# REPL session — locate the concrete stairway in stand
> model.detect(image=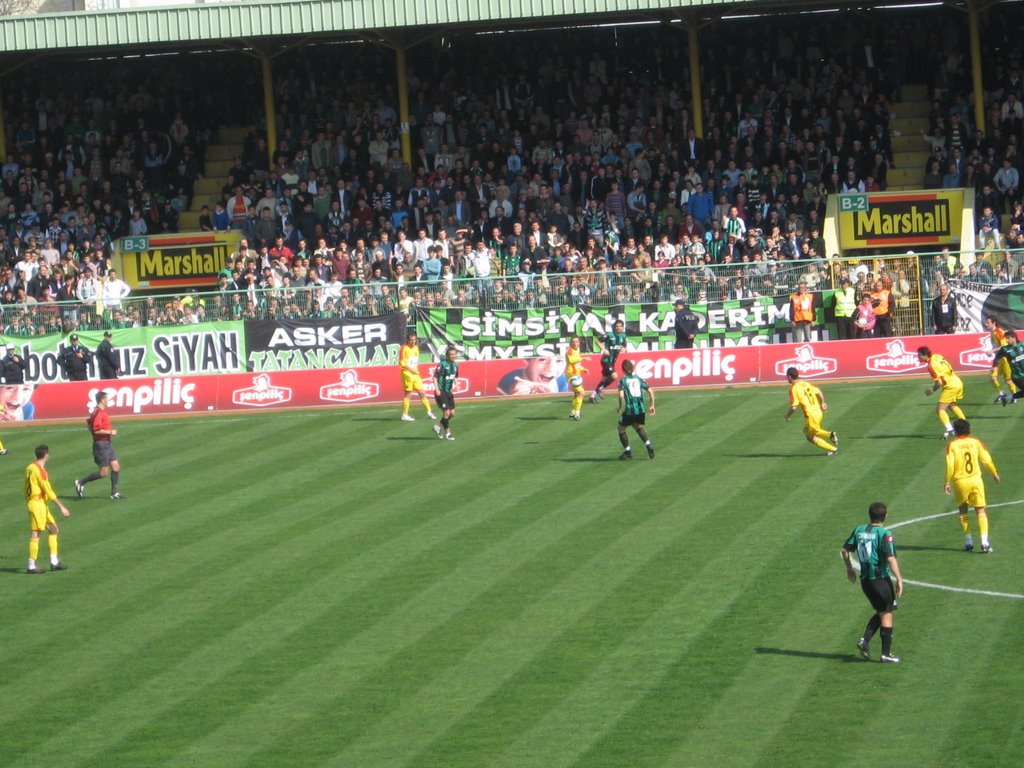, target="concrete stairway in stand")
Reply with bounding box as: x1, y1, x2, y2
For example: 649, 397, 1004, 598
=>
886, 84, 931, 191
178, 126, 248, 231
